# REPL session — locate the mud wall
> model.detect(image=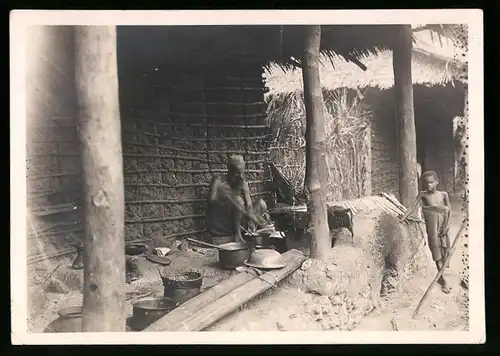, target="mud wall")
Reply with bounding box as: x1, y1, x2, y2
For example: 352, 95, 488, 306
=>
119, 63, 273, 242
